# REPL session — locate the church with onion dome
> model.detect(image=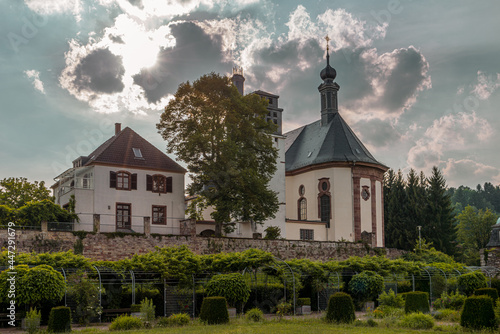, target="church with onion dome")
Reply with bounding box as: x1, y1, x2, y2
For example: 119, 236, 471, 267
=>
194, 38, 388, 246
